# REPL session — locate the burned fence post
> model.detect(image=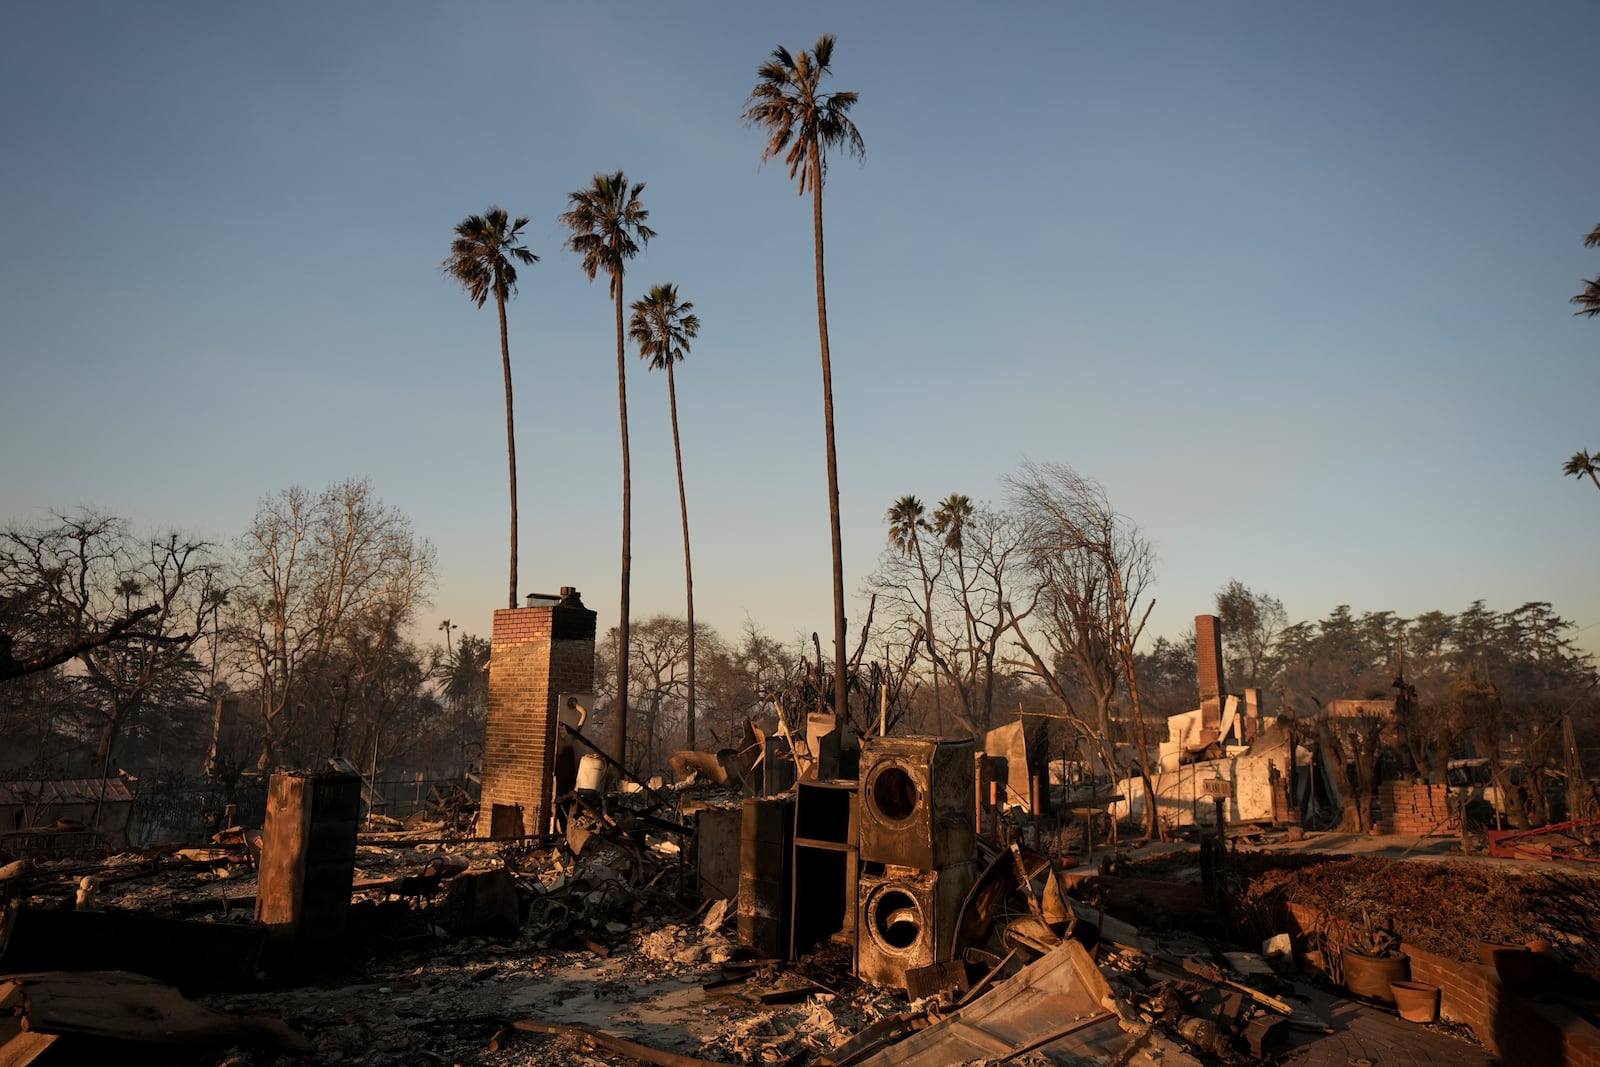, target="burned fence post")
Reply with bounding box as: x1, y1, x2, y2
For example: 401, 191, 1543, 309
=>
255, 770, 361, 972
